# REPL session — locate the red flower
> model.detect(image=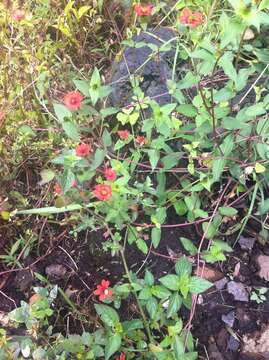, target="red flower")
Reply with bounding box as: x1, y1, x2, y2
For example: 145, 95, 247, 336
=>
118, 130, 130, 140
11, 9, 25, 21
179, 8, 203, 28
54, 181, 77, 195
75, 143, 91, 157
63, 91, 83, 111
93, 184, 112, 201
134, 3, 153, 16
54, 183, 62, 195
116, 354, 126, 360
94, 280, 113, 301
135, 136, 147, 146
104, 168, 117, 181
